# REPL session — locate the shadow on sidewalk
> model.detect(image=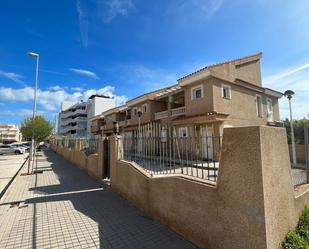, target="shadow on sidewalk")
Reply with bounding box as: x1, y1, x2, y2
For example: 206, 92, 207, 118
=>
24, 150, 196, 249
